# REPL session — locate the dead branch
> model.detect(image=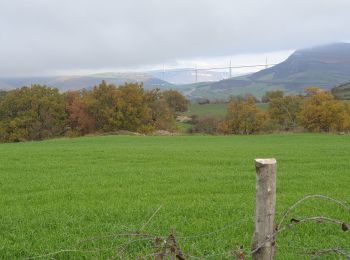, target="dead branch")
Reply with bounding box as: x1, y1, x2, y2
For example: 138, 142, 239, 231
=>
233, 245, 245, 260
